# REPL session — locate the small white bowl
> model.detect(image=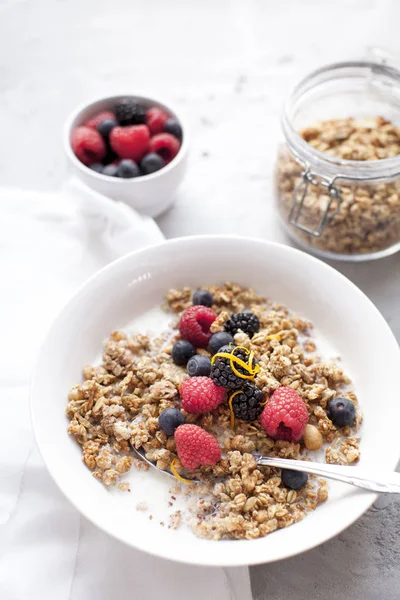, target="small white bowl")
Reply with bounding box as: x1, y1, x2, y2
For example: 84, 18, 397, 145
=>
63, 94, 189, 218
30, 236, 400, 566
